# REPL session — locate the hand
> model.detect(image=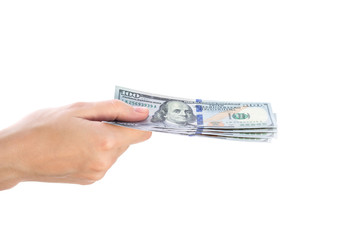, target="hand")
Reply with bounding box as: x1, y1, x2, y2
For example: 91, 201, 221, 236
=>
0, 100, 152, 190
